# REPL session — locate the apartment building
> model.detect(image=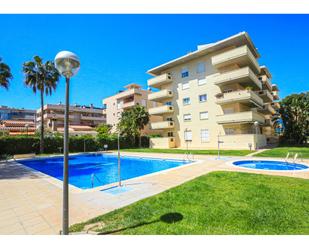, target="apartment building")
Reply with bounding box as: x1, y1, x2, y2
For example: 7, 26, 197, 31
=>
0, 106, 36, 135
36, 103, 106, 135
147, 32, 280, 150
103, 83, 161, 133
